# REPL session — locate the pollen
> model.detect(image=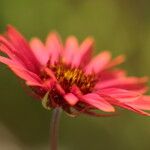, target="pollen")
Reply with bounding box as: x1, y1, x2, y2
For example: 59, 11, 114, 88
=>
51, 64, 96, 94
